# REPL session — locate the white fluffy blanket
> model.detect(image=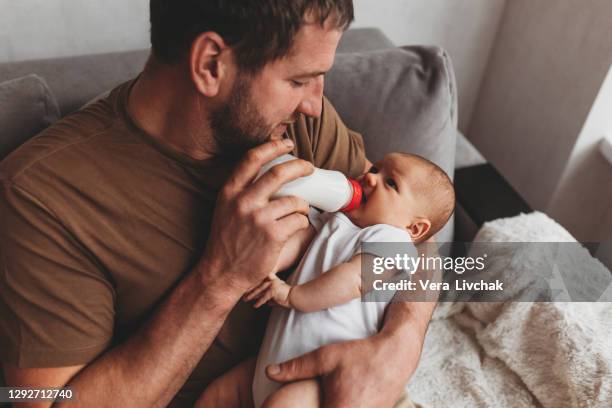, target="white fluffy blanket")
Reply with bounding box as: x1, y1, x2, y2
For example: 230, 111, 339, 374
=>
406, 212, 612, 408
